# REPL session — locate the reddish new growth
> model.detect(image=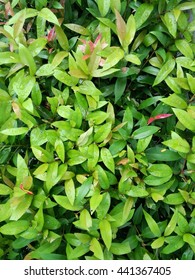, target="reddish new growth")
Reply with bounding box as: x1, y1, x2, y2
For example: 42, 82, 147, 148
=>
148, 114, 173, 125
78, 34, 108, 66
20, 184, 33, 195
